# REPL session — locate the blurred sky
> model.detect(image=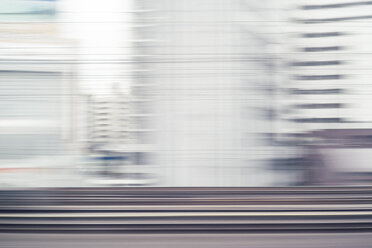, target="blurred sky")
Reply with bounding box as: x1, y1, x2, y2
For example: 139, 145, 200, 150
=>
59, 0, 133, 95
